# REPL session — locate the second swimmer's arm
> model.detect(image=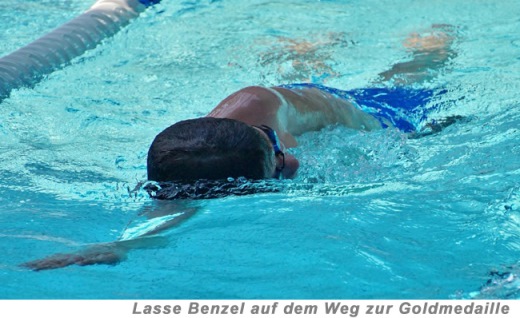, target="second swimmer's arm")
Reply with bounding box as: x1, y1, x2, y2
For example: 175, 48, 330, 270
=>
378, 25, 457, 84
